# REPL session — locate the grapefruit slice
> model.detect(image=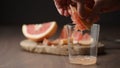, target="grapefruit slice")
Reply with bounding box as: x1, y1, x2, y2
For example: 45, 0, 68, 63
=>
72, 31, 83, 44
72, 31, 93, 45
22, 21, 57, 41
79, 33, 93, 45
59, 25, 68, 39
43, 38, 59, 46
69, 5, 93, 30
70, 5, 87, 30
